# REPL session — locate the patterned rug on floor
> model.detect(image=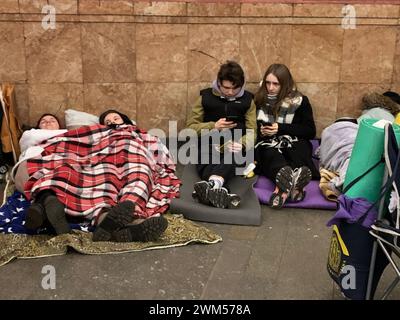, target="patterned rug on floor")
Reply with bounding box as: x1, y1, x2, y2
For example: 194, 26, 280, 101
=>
0, 213, 222, 267
0, 174, 222, 266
